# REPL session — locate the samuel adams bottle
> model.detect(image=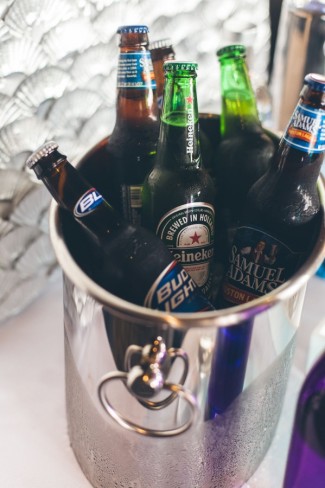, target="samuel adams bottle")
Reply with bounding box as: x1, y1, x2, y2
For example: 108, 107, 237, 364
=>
219, 73, 325, 307
283, 350, 325, 488
27, 142, 214, 313
97, 25, 159, 226
215, 44, 275, 243
142, 62, 216, 299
